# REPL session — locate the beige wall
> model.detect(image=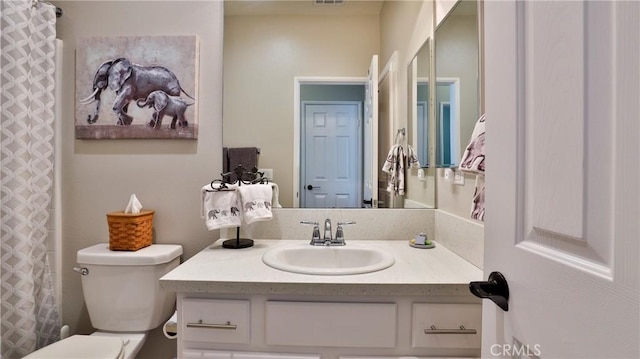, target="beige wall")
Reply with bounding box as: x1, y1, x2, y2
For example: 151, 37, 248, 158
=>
223, 14, 379, 207
53, 2, 223, 358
